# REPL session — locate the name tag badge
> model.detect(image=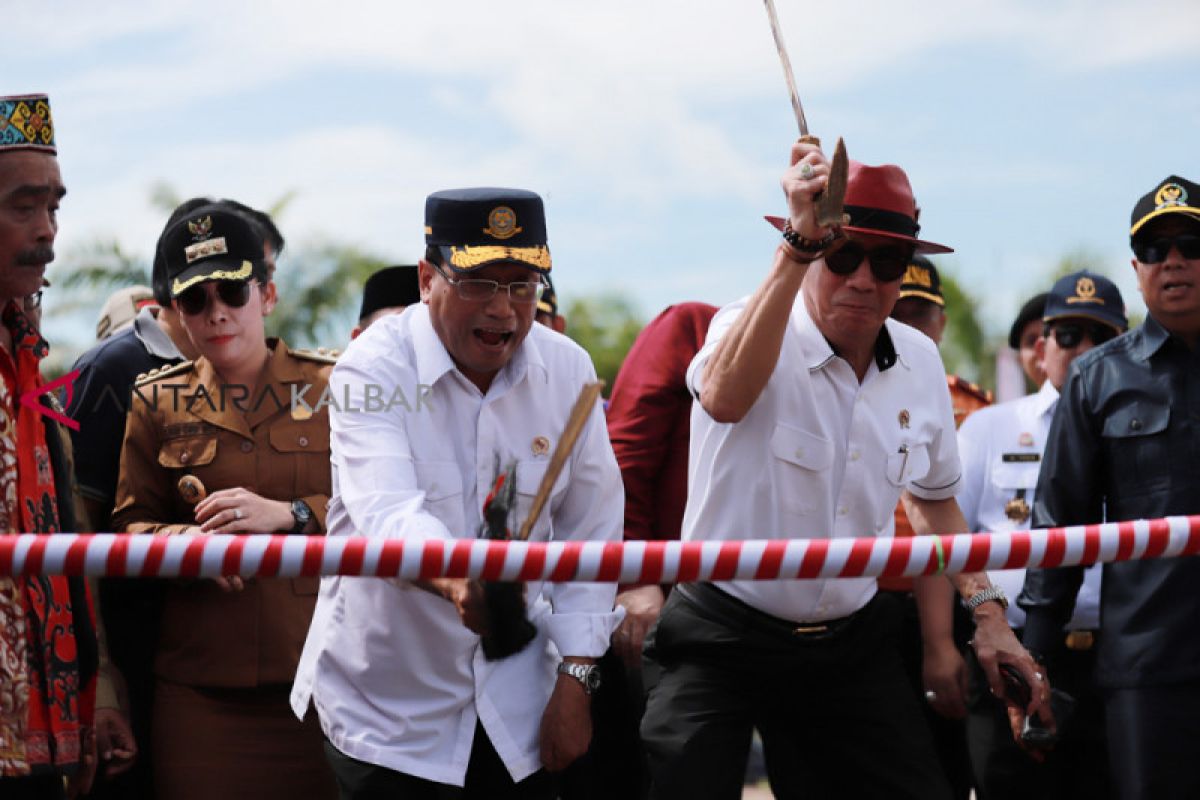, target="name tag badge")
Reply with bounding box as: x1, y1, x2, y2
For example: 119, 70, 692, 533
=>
1001, 453, 1040, 463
